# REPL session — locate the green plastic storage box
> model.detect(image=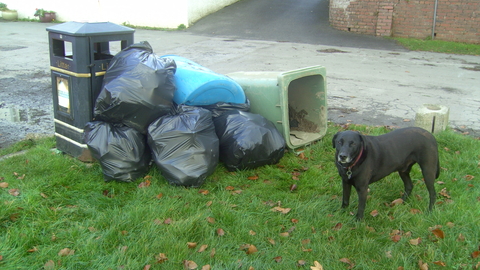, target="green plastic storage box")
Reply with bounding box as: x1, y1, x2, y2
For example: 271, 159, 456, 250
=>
227, 66, 327, 150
